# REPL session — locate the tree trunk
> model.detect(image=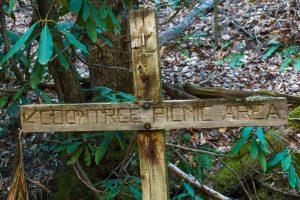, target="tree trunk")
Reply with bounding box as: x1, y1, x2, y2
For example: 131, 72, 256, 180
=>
87, 1, 136, 93
37, 0, 85, 103
37, 1, 101, 198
